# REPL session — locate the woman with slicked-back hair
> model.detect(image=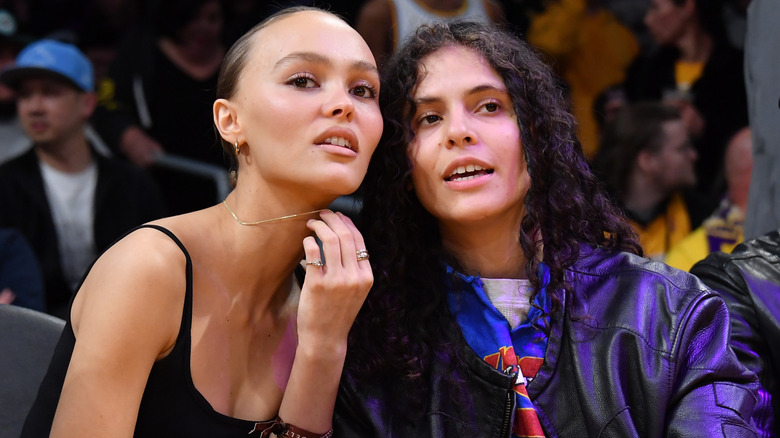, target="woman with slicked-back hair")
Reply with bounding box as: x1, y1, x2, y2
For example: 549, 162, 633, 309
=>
22, 7, 382, 437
